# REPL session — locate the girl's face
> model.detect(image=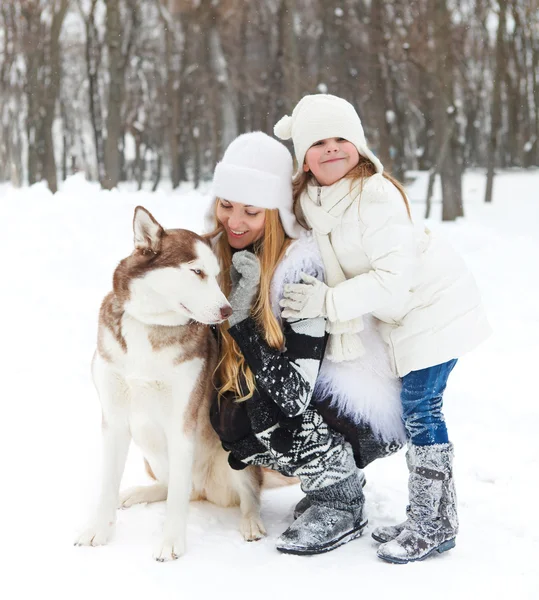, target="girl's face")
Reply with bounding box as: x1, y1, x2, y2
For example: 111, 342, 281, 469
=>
304, 137, 360, 185
216, 199, 266, 249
